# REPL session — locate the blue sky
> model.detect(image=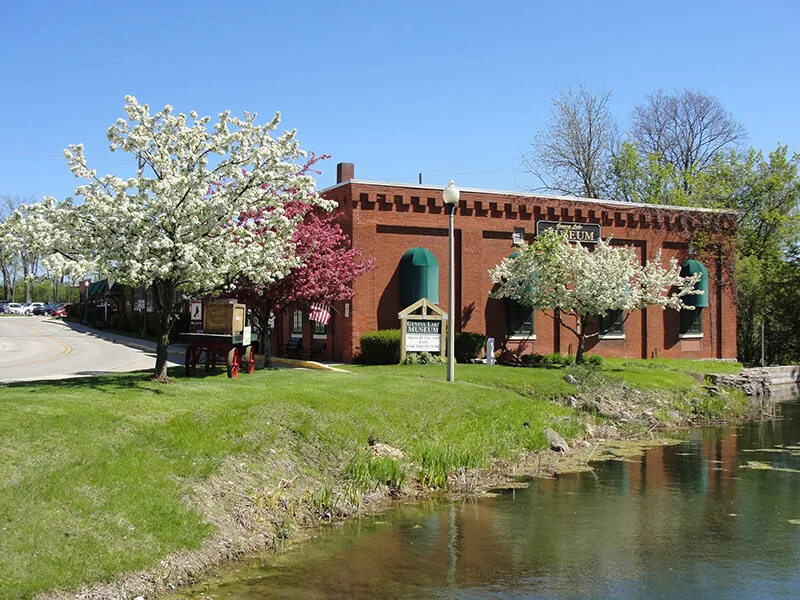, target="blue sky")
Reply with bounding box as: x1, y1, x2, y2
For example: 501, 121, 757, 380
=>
1, 0, 798, 202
